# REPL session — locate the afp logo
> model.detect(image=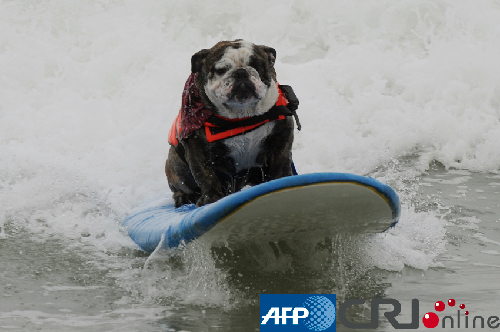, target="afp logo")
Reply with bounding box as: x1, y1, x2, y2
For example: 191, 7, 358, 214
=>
260, 294, 336, 331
